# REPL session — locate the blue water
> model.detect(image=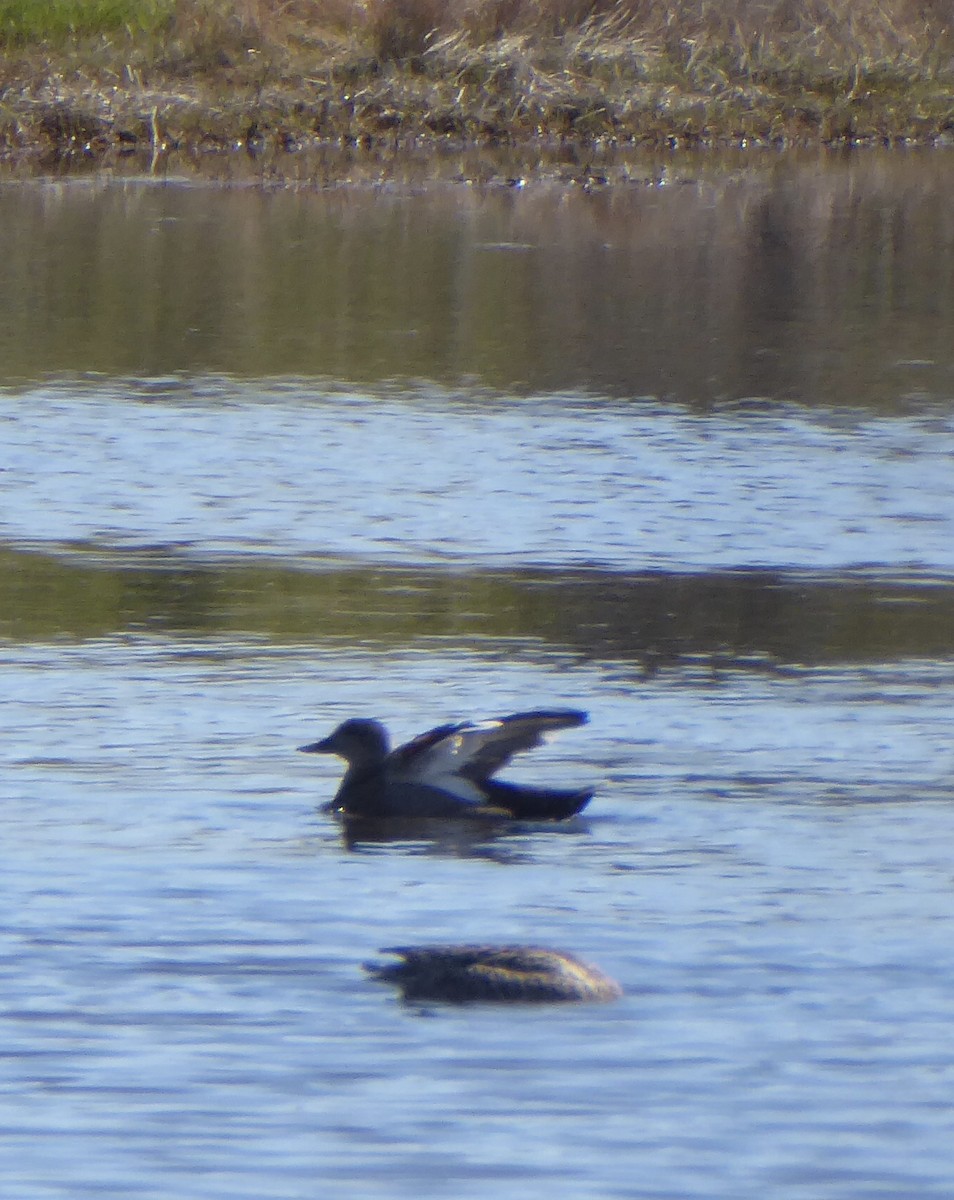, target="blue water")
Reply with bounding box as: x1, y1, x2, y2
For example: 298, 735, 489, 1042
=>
4, 638, 954, 1199
2, 382, 954, 573
3, 159, 954, 1199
